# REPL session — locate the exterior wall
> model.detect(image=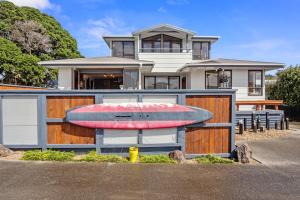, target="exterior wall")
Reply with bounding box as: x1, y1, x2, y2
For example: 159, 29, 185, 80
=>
138, 52, 192, 72
187, 68, 266, 110
58, 68, 72, 90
